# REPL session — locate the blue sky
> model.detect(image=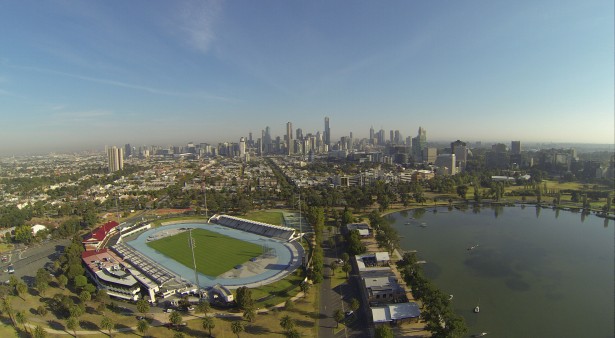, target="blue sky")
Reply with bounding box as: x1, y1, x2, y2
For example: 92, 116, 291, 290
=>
0, 0, 613, 154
